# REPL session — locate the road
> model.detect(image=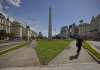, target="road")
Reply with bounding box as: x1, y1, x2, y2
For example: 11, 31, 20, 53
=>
0, 42, 23, 51
87, 41, 100, 53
